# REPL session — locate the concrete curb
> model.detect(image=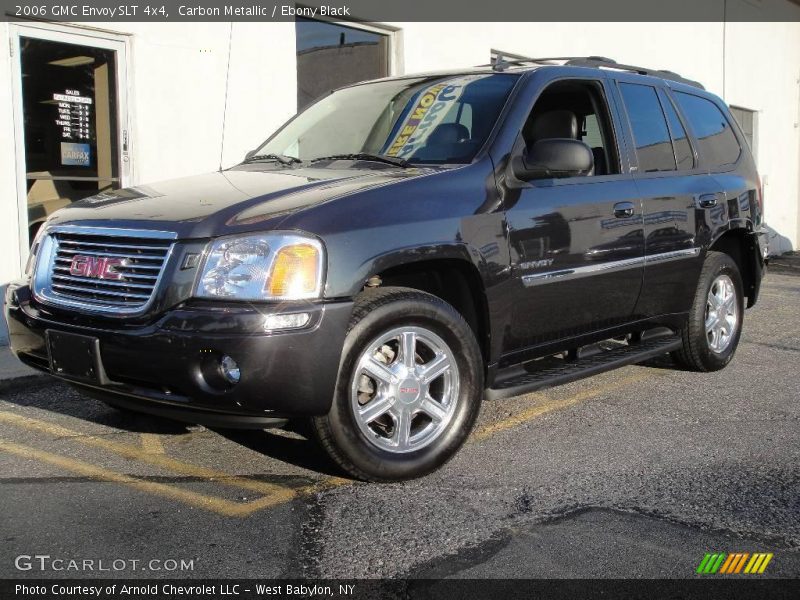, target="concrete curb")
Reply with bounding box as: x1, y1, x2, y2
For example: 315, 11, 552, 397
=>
0, 284, 8, 347
769, 252, 800, 277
